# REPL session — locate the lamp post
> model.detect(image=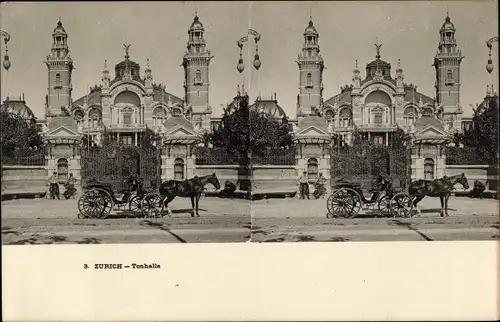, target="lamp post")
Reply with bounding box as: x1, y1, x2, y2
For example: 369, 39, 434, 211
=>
485, 37, 498, 74
236, 29, 262, 99
1, 29, 11, 71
